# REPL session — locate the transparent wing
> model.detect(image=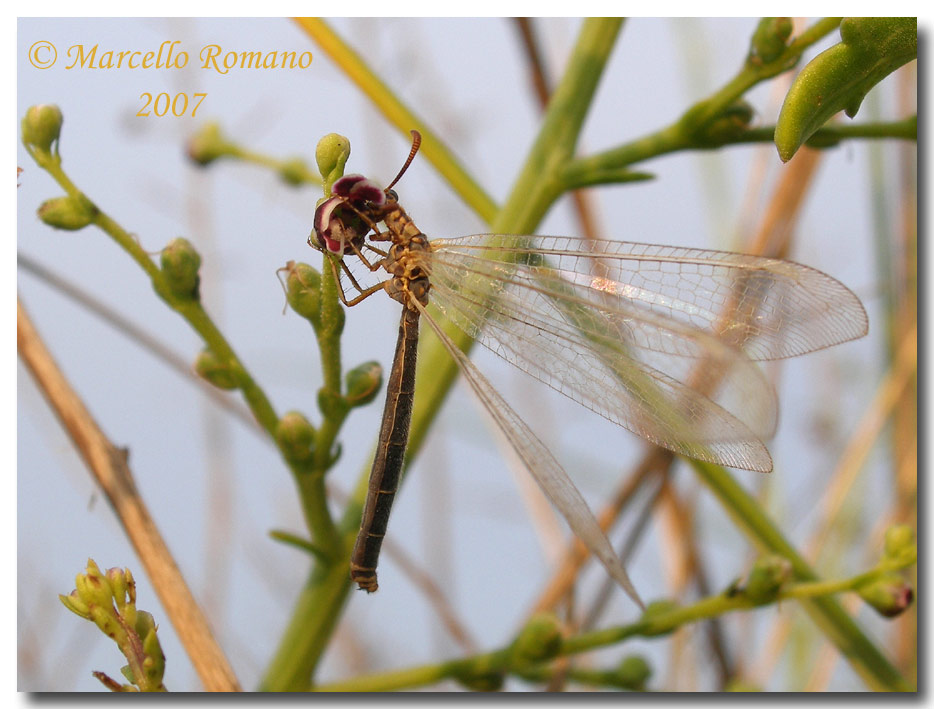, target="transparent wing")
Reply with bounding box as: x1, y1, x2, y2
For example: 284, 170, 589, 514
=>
431, 236, 868, 359
423, 236, 867, 472
414, 300, 644, 609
